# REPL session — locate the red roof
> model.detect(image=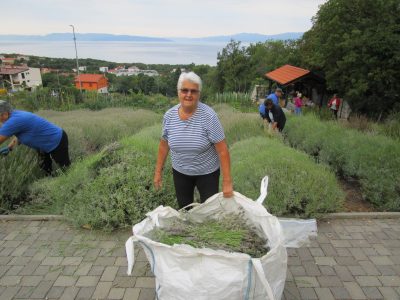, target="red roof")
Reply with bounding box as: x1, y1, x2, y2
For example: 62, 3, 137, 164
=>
265, 65, 310, 85
75, 74, 104, 83
0, 66, 29, 75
